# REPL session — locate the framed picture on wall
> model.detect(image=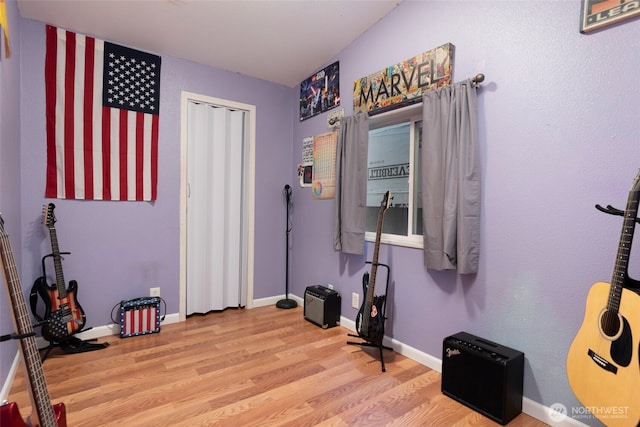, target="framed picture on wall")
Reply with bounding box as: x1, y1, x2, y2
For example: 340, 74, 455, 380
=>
299, 62, 340, 122
580, 0, 640, 33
